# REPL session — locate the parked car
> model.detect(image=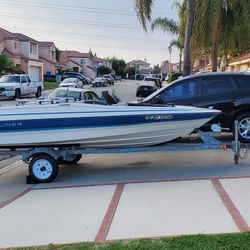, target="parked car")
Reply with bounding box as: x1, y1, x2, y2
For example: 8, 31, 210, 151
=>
140, 72, 250, 142
102, 74, 114, 85
61, 72, 91, 85
48, 87, 99, 103
136, 81, 157, 97
0, 74, 43, 99
92, 77, 108, 87
143, 76, 162, 88
59, 78, 83, 88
